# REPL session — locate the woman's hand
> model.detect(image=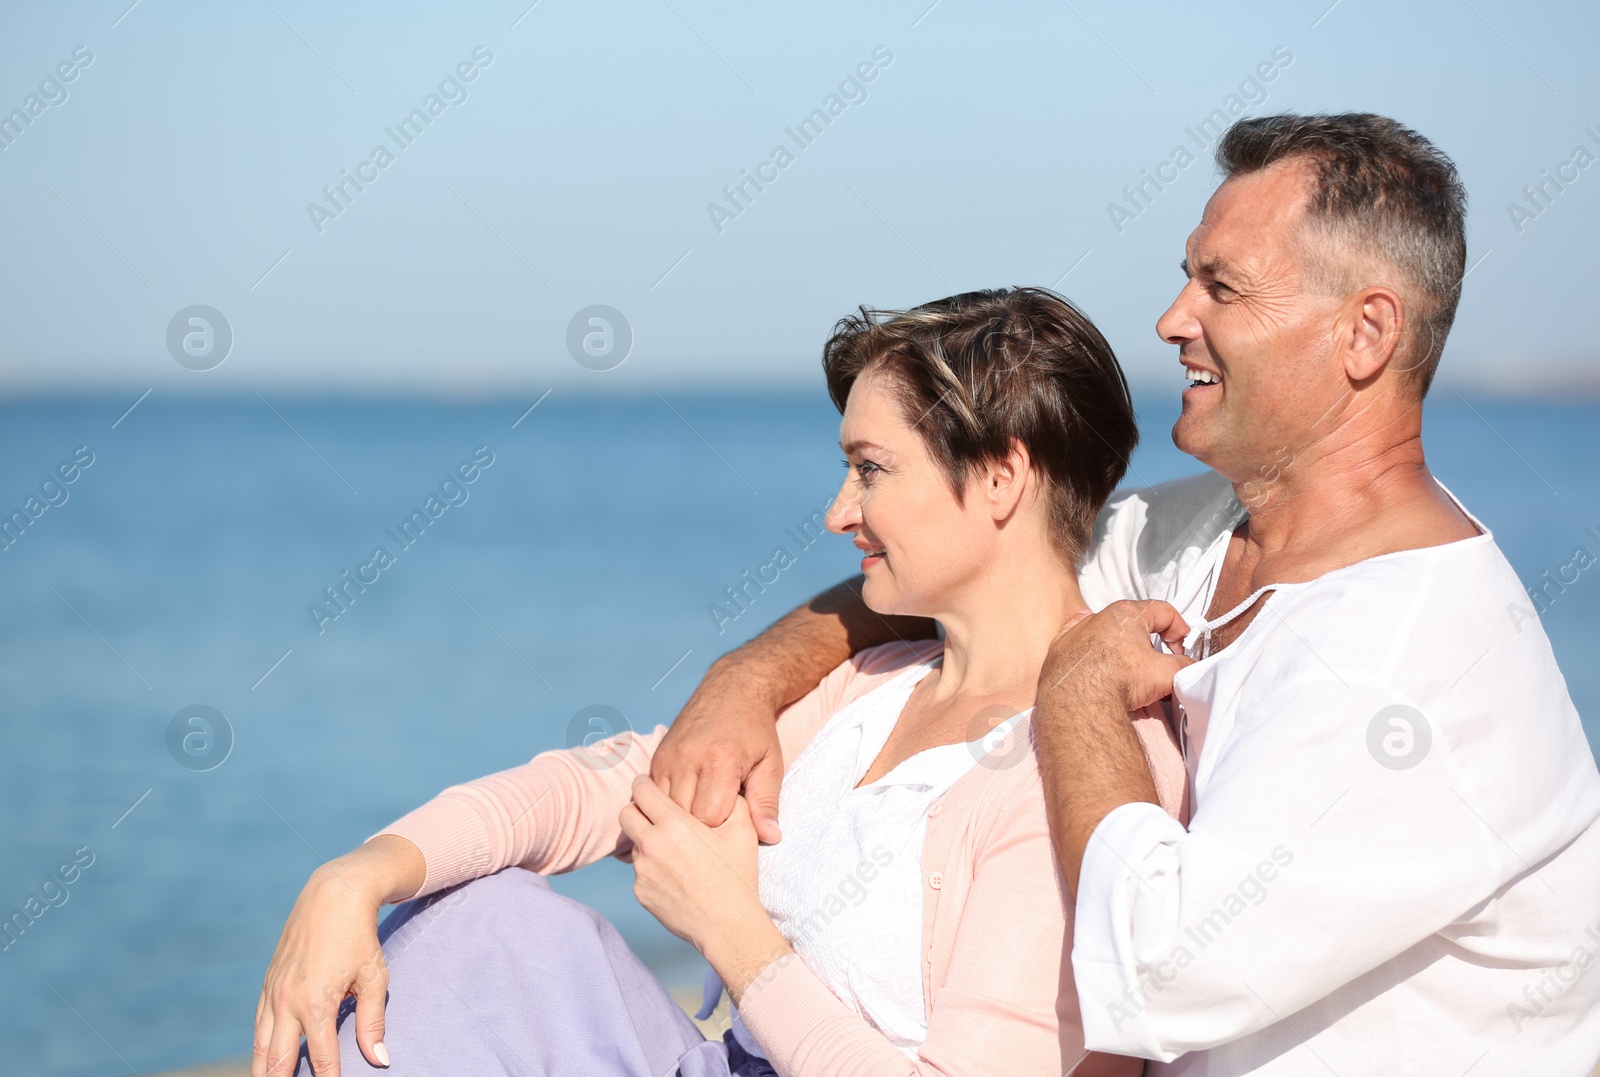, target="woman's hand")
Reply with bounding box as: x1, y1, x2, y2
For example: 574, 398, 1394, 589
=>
620, 776, 793, 1001
252, 836, 424, 1077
